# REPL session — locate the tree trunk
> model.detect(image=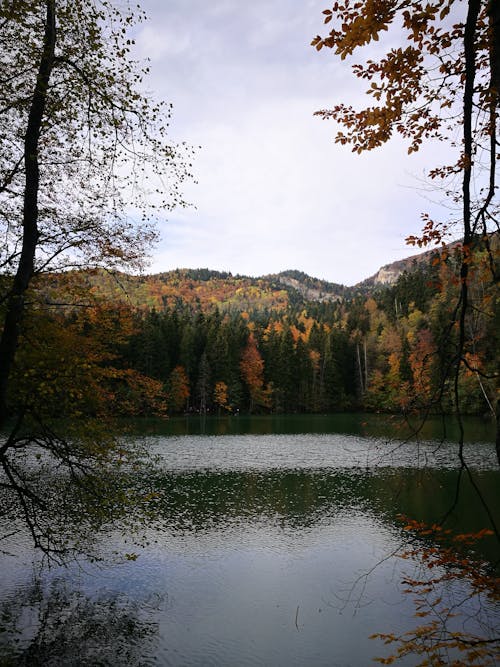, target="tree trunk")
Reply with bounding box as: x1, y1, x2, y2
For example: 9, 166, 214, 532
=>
0, 1, 56, 427
487, 0, 500, 464
488, 0, 500, 104
356, 343, 364, 395
364, 339, 368, 391
453, 0, 481, 460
